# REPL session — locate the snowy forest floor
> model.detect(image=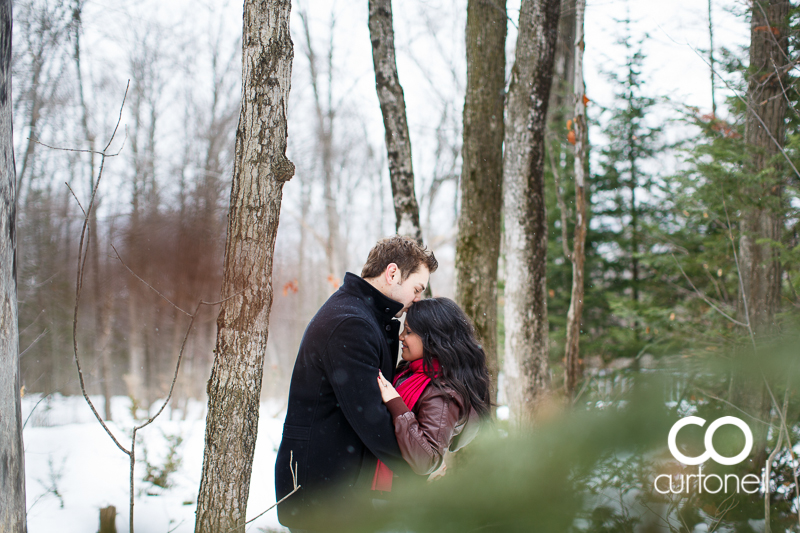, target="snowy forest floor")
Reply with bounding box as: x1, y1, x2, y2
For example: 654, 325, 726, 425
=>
23, 394, 289, 533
